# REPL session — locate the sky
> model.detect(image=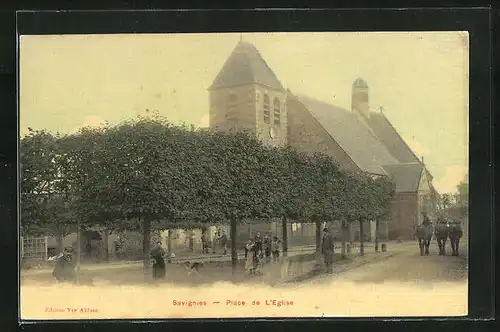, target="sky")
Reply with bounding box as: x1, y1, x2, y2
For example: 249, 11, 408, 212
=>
19, 32, 469, 194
